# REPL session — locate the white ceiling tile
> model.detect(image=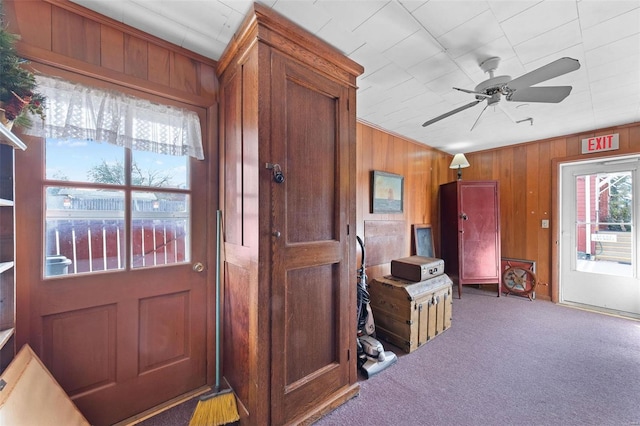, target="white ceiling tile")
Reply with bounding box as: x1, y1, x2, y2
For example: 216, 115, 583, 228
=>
382, 30, 443, 69
590, 73, 639, 97
487, 0, 541, 23
181, 26, 229, 59
151, 2, 236, 42
398, 0, 429, 13
425, 69, 478, 95
582, 8, 640, 51
487, 56, 527, 81
454, 37, 518, 81
513, 20, 582, 64
271, 1, 331, 33
361, 63, 412, 90
213, 9, 247, 45
122, 3, 187, 46
501, 1, 578, 45
412, 1, 490, 38
386, 78, 429, 101
316, 20, 366, 56
407, 52, 460, 85
437, 10, 505, 58
588, 55, 640, 82
577, 0, 640, 29
349, 44, 392, 78
315, 0, 387, 31
585, 34, 640, 66
218, 0, 255, 15
71, 0, 125, 21
401, 94, 442, 114
357, 86, 393, 106
352, 2, 421, 53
